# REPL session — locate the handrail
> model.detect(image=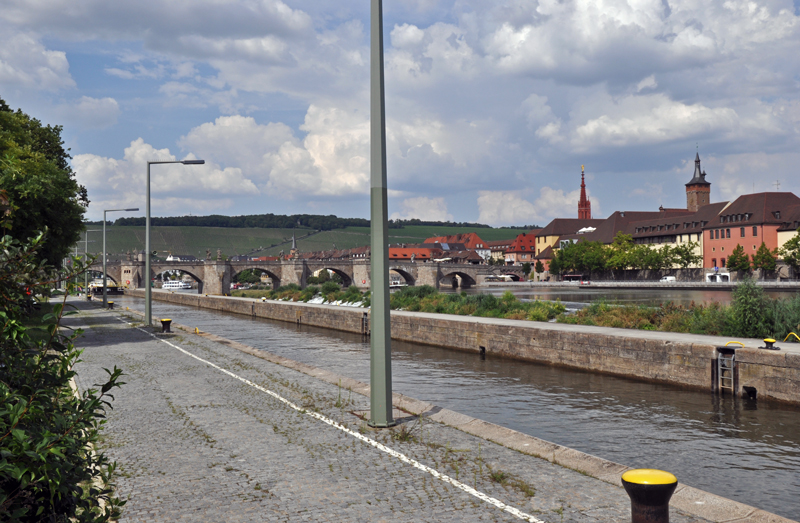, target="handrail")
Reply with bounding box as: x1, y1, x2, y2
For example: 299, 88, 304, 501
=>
725, 341, 744, 347
783, 332, 800, 342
